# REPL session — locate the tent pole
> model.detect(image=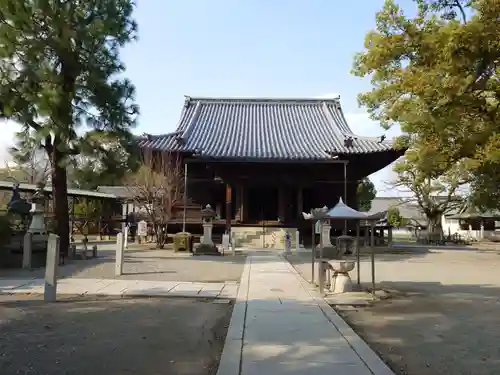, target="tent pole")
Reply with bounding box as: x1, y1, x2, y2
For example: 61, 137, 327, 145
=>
311, 221, 315, 284
370, 220, 375, 297
356, 221, 360, 286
